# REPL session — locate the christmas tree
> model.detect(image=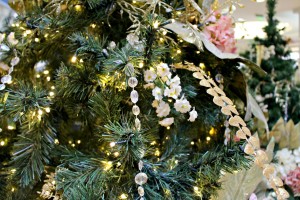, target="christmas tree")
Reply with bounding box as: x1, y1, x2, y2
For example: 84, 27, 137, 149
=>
243, 0, 300, 128
0, 0, 289, 199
